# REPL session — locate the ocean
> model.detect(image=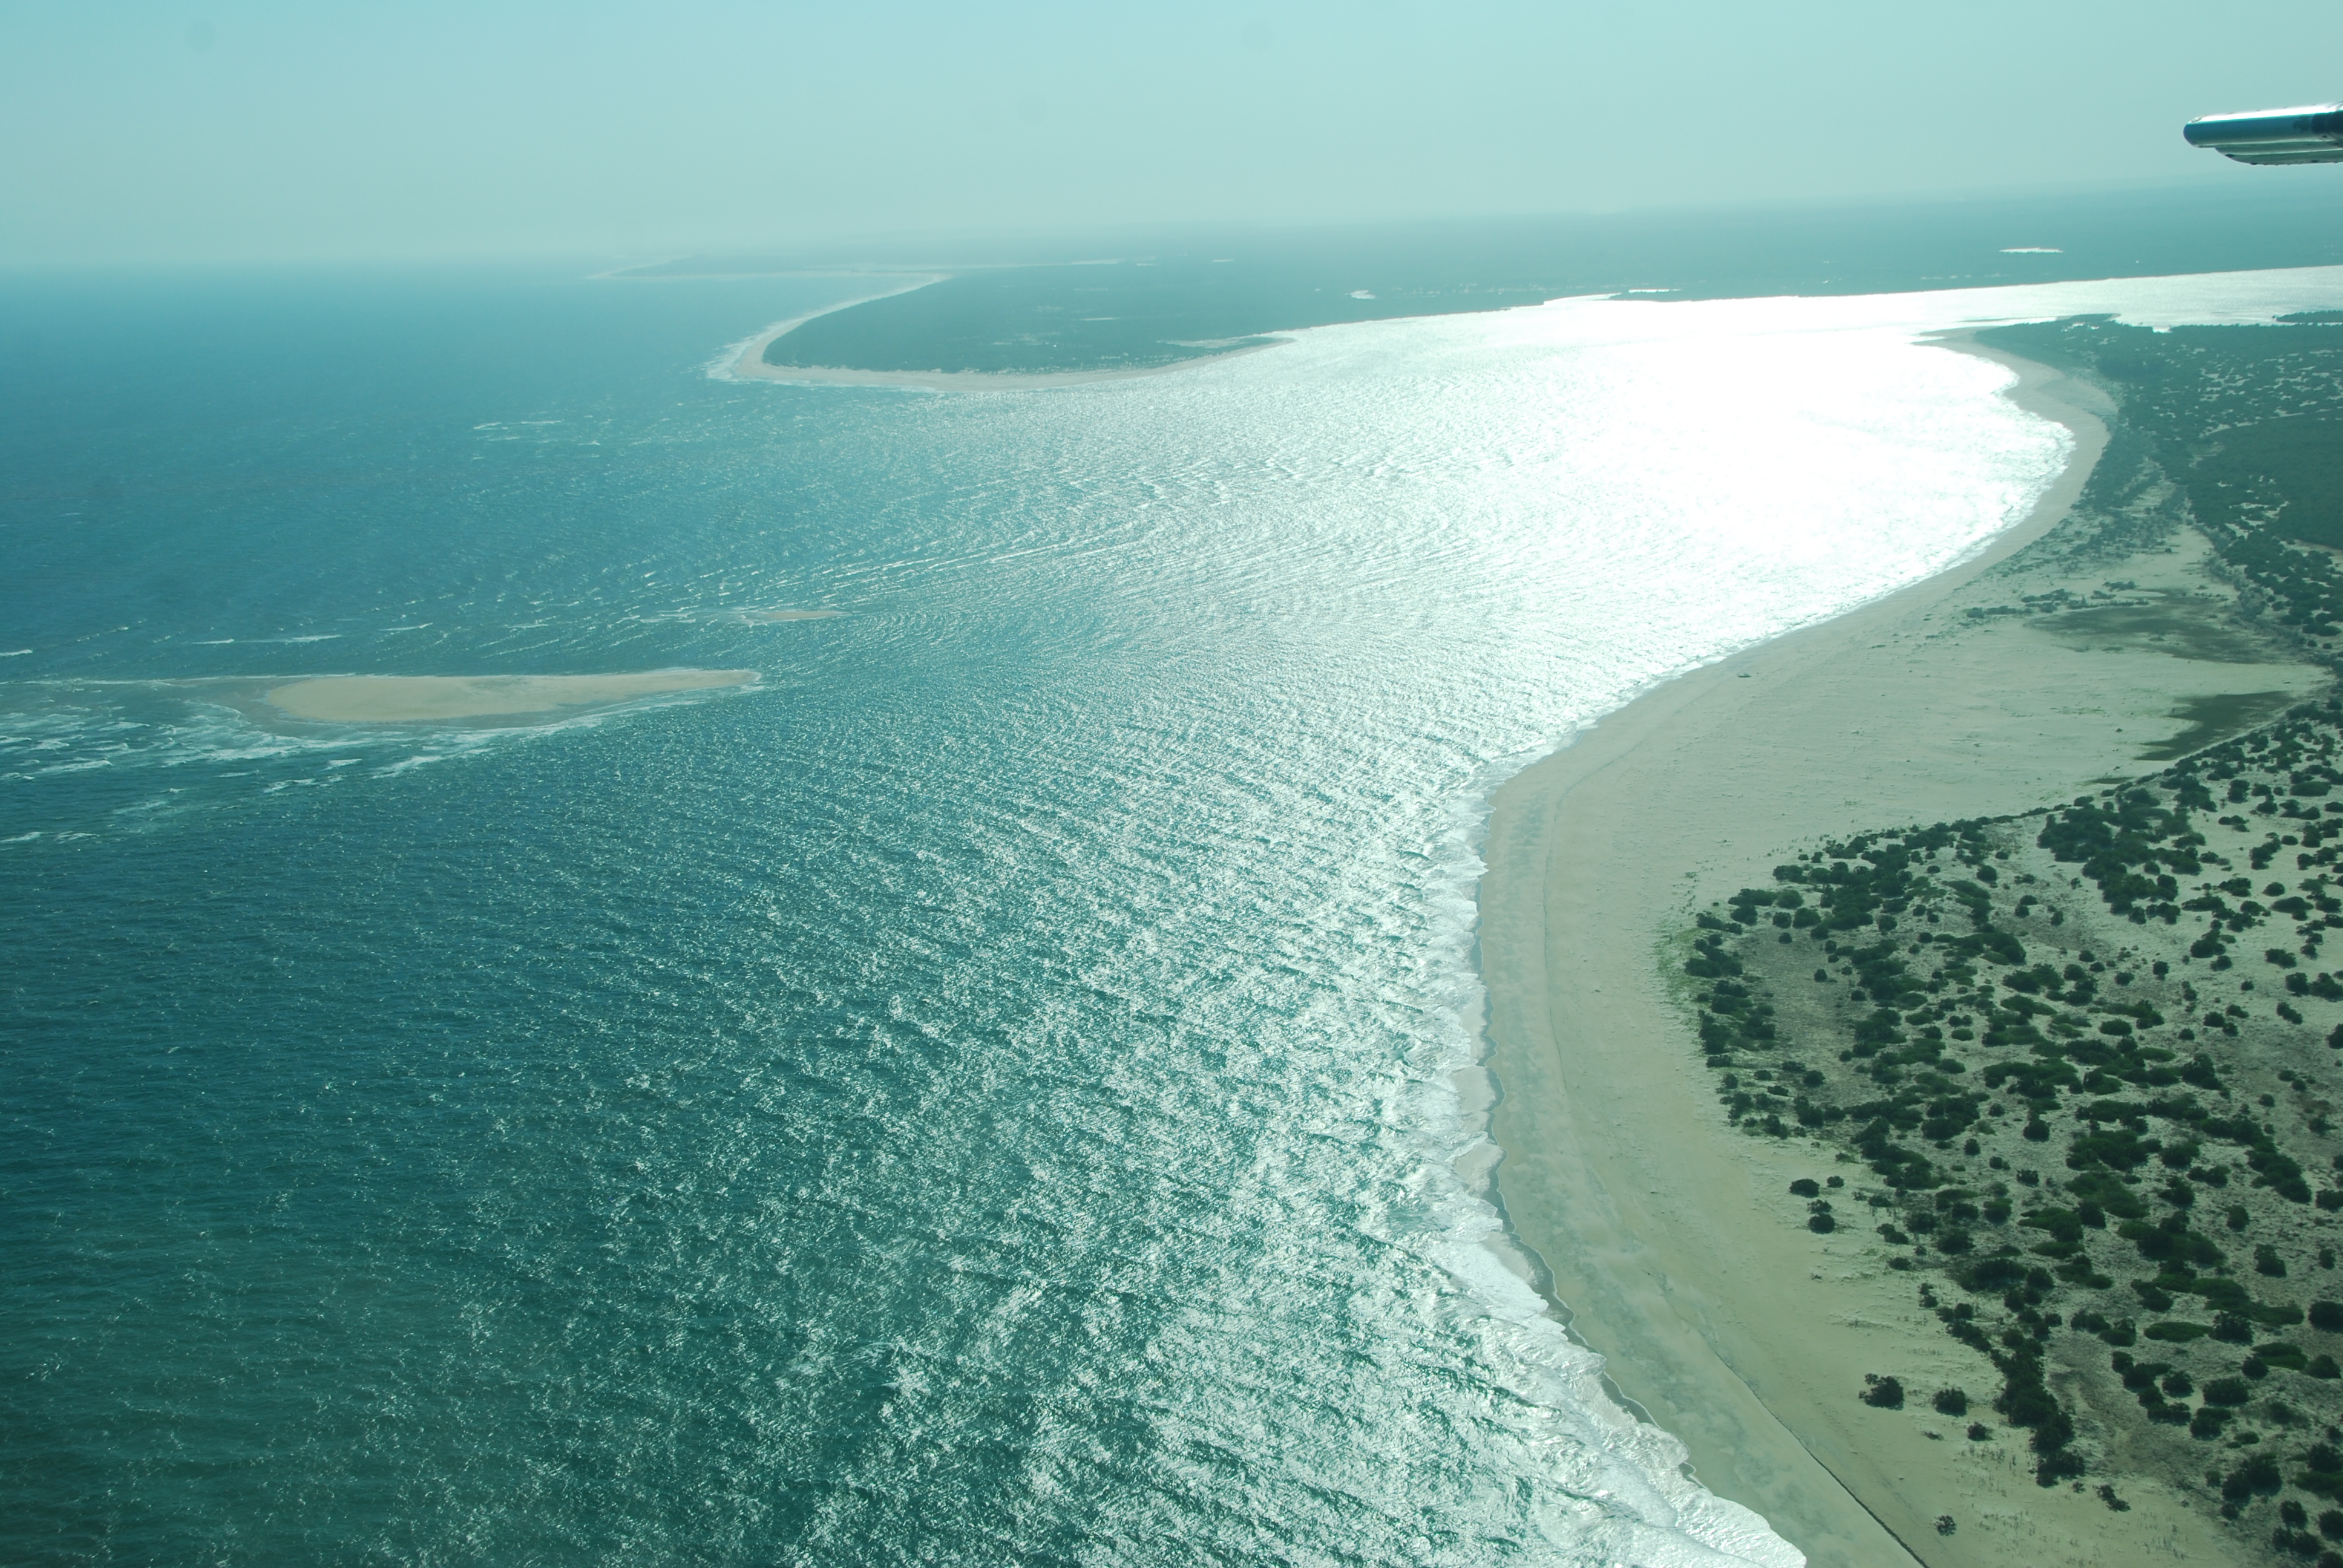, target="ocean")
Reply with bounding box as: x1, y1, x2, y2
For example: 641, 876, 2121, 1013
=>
5, 244, 2343, 1564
